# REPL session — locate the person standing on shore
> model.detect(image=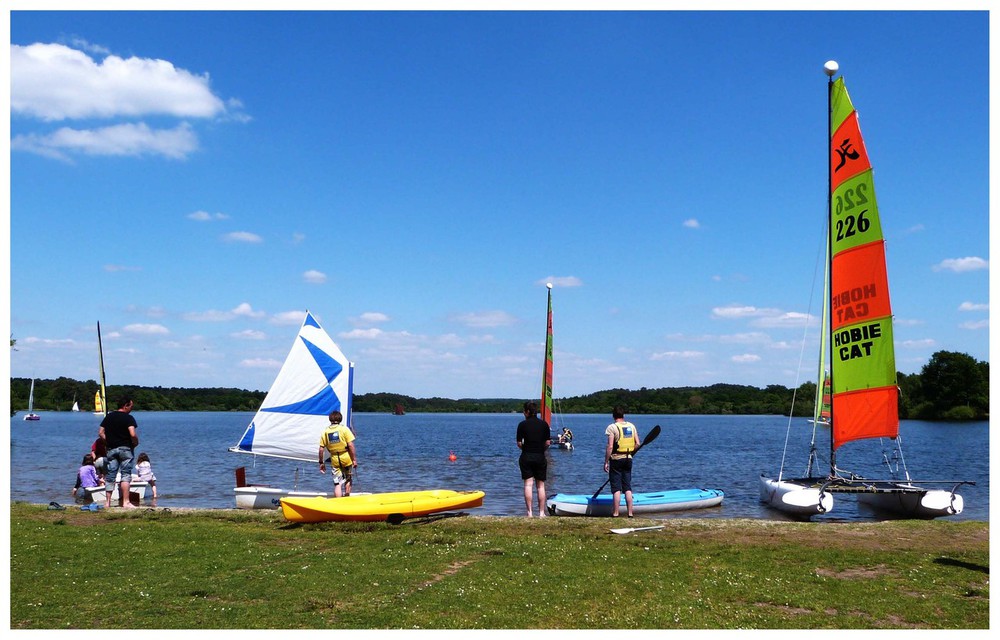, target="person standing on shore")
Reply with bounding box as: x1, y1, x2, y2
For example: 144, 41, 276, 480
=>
98, 396, 139, 509
318, 411, 357, 497
516, 401, 551, 517
604, 406, 642, 518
